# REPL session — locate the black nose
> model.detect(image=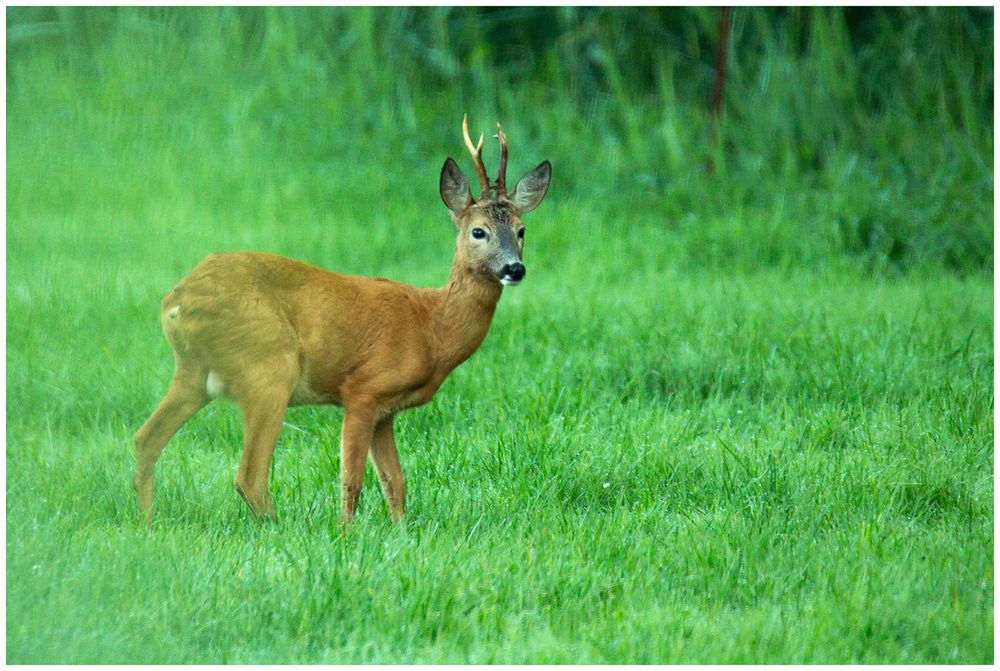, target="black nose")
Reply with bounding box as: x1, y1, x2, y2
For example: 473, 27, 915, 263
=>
502, 262, 526, 282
